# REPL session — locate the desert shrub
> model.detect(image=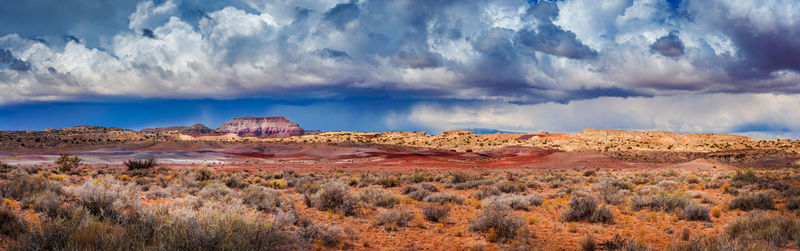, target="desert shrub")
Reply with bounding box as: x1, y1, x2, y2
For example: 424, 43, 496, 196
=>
198, 182, 231, 200
679, 203, 710, 221
151, 202, 292, 250
194, 166, 216, 181
241, 186, 288, 213
0, 174, 63, 200
787, 197, 800, 211
579, 235, 595, 251
409, 172, 433, 183
123, 159, 156, 171
26, 190, 64, 218
310, 181, 358, 215
418, 183, 438, 192
421, 204, 449, 222
407, 189, 432, 201
224, 175, 249, 189
657, 180, 679, 190
469, 203, 525, 242
376, 208, 413, 231
630, 191, 689, 212
0, 205, 26, 238
598, 234, 650, 250
561, 196, 613, 223
482, 194, 537, 211
725, 213, 800, 247
375, 176, 400, 188
359, 187, 400, 208
528, 194, 545, 206
295, 177, 321, 194
729, 192, 775, 211
731, 169, 765, 188
596, 182, 627, 205
496, 181, 524, 193
474, 186, 501, 199
450, 172, 472, 183
55, 154, 81, 172
423, 193, 465, 204
72, 179, 139, 221
295, 219, 344, 248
